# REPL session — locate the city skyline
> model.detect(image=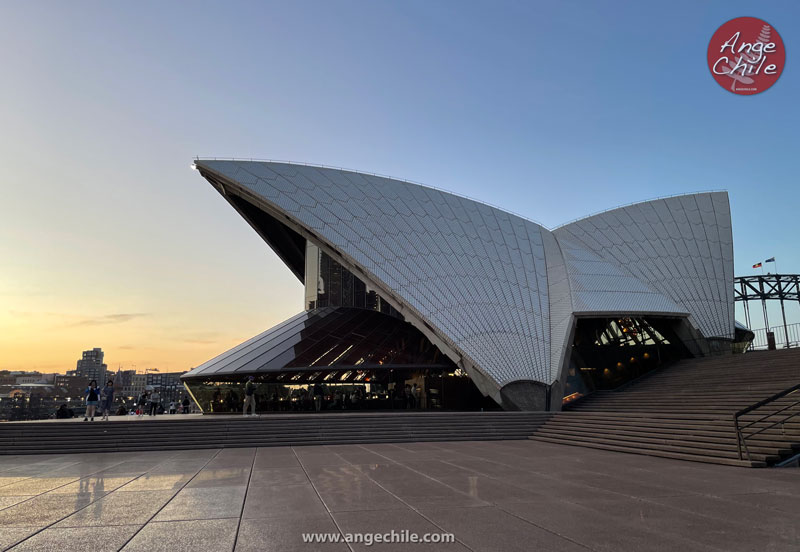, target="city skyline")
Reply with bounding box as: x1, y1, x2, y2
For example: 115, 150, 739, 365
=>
1, 1, 799, 373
